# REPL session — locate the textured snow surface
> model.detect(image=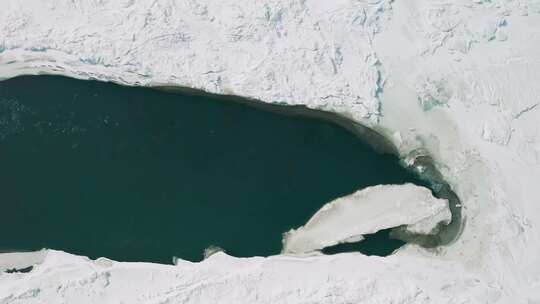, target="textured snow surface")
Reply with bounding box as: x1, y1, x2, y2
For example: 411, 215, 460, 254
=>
0, 250, 495, 304
1, 0, 540, 303
0, 0, 386, 121
283, 184, 451, 254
